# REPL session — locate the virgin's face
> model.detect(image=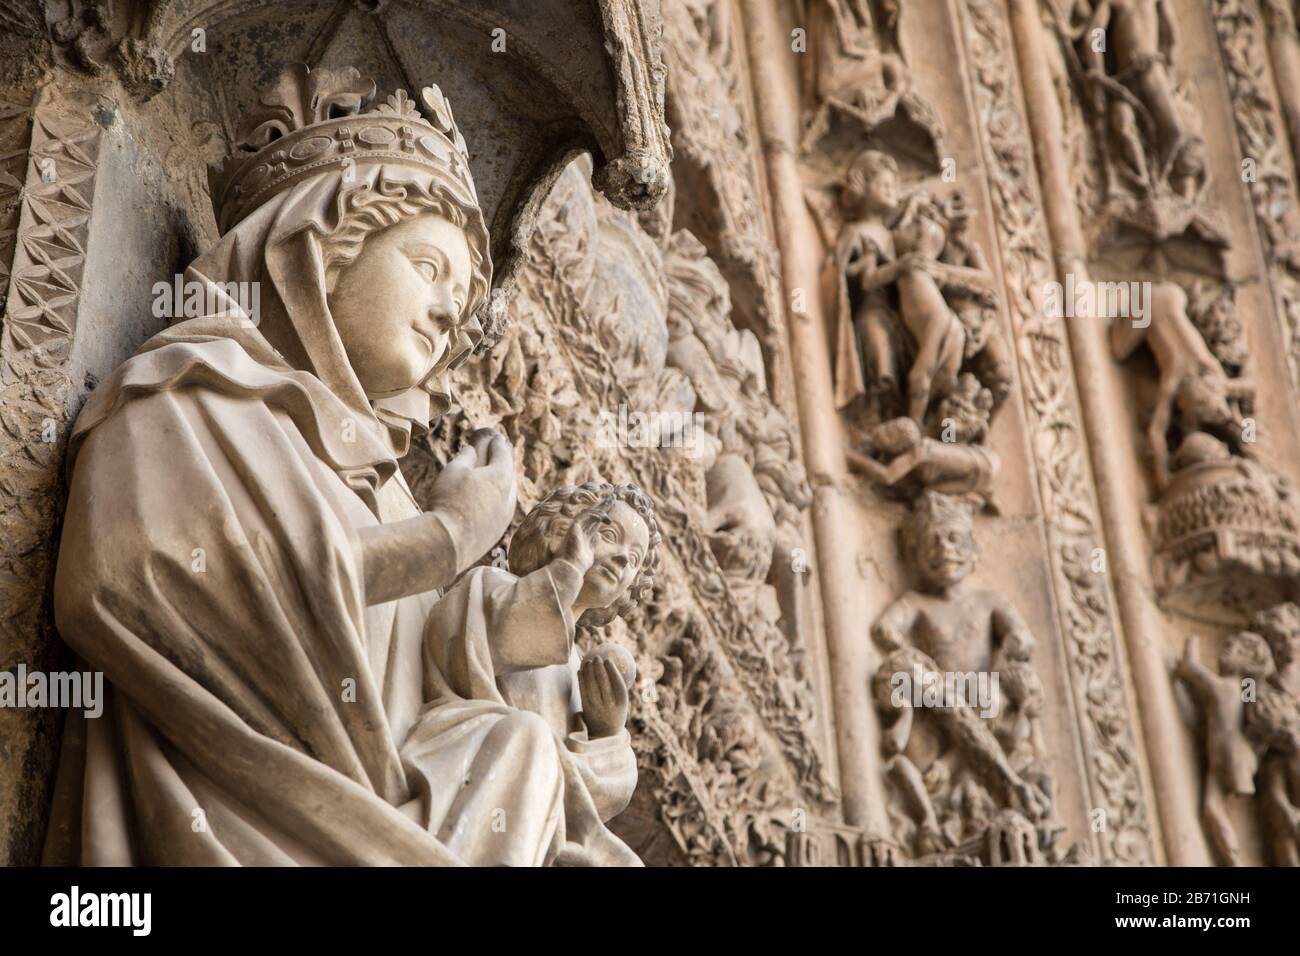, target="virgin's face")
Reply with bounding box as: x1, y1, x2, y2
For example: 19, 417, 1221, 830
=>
577, 501, 650, 612
328, 213, 478, 398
